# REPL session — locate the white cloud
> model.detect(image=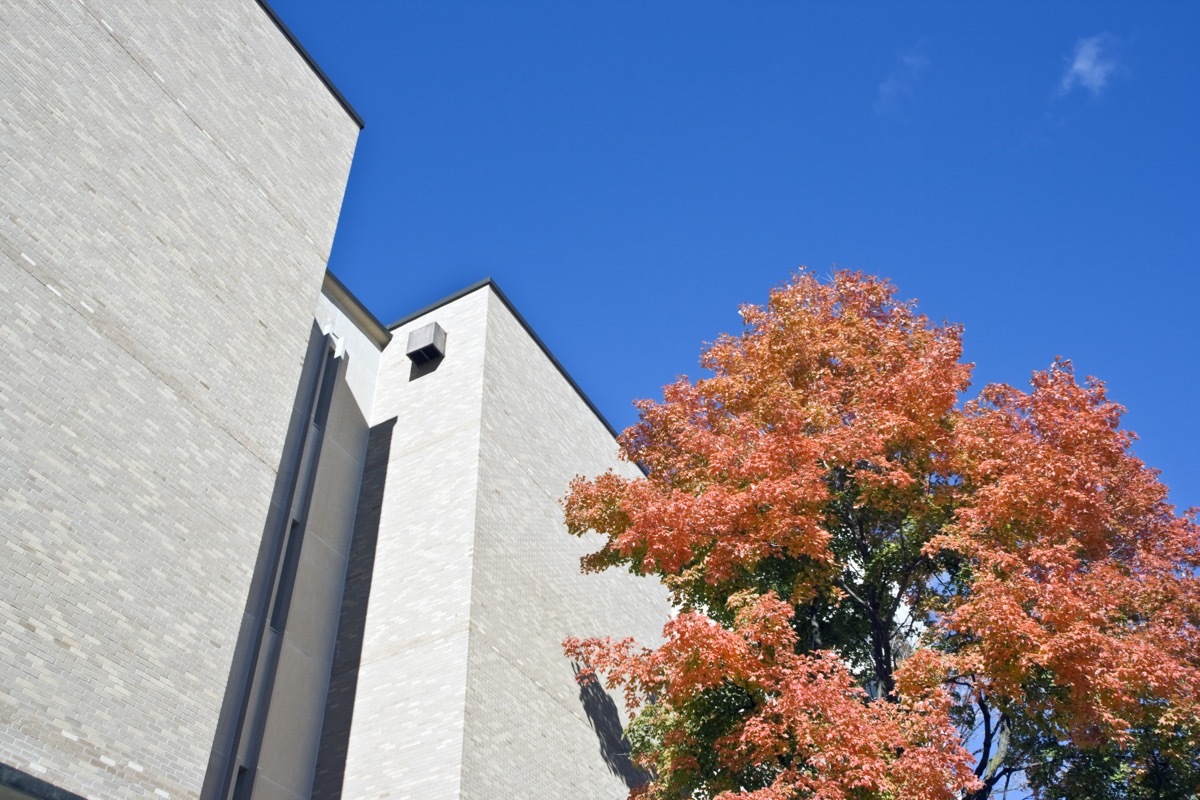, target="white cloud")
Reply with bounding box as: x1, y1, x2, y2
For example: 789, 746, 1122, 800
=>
1059, 34, 1119, 97
874, 44, 929, 116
